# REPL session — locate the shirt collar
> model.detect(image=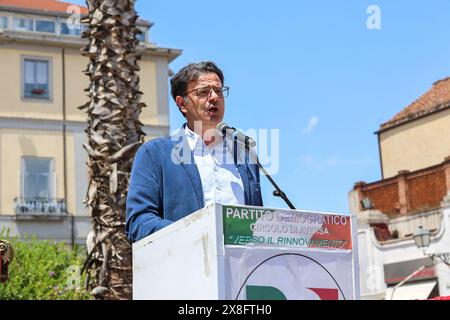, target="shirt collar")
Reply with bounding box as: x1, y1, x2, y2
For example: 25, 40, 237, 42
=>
184, 123, 204, 151
184, 123, 235, 155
